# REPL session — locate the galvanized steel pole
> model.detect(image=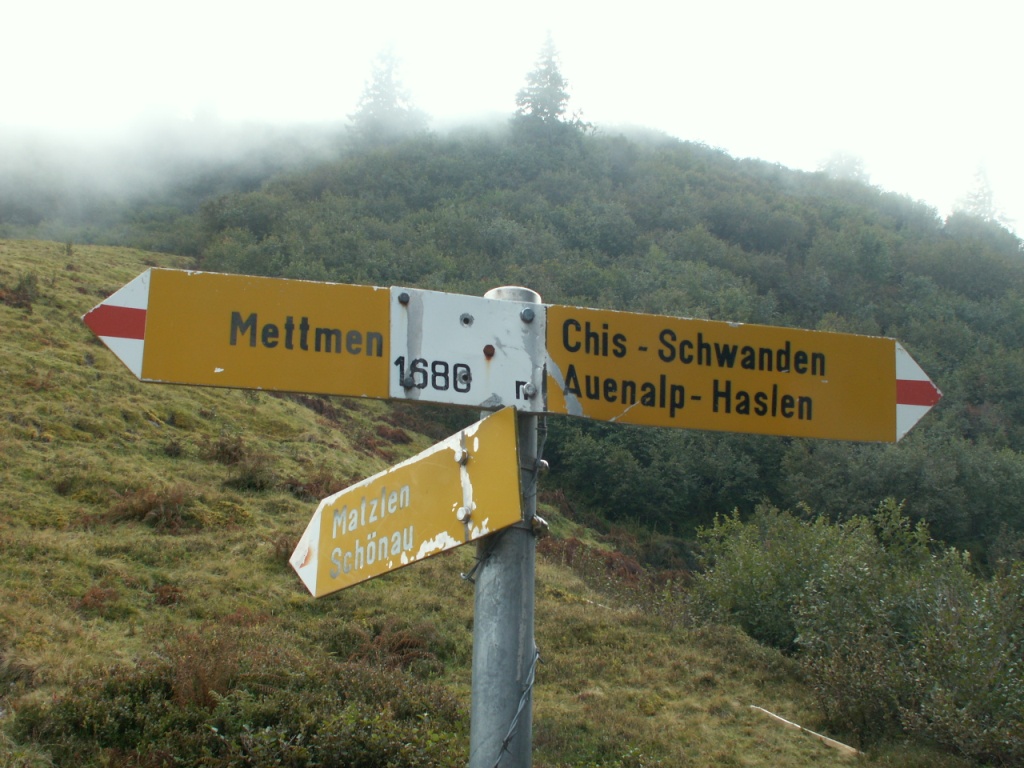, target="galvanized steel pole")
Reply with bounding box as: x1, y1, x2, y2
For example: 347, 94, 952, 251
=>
469, 286, 541, 768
